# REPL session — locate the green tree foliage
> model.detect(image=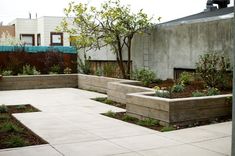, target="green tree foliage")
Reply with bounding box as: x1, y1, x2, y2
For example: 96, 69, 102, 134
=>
59, 0, 156, 78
